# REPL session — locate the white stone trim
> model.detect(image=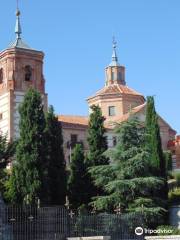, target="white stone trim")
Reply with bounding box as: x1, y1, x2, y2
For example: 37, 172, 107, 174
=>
145, 236, 180, 239
67, 237, 110, 240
